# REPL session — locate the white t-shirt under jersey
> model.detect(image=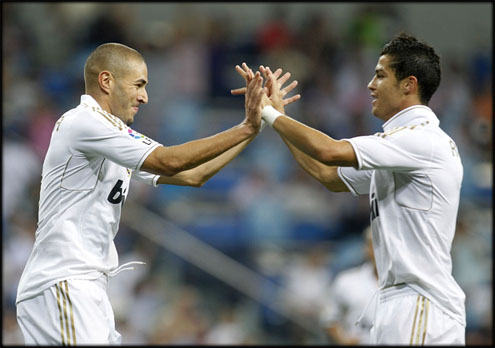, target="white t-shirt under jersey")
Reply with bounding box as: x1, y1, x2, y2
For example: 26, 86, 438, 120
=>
338, 105, 465, 326
16, 95, 161, 303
